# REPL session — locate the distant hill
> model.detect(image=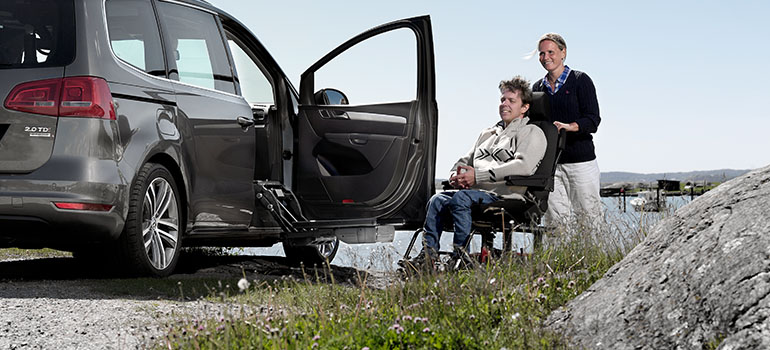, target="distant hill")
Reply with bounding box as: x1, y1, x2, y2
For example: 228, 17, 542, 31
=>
600, 169, 752, 185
